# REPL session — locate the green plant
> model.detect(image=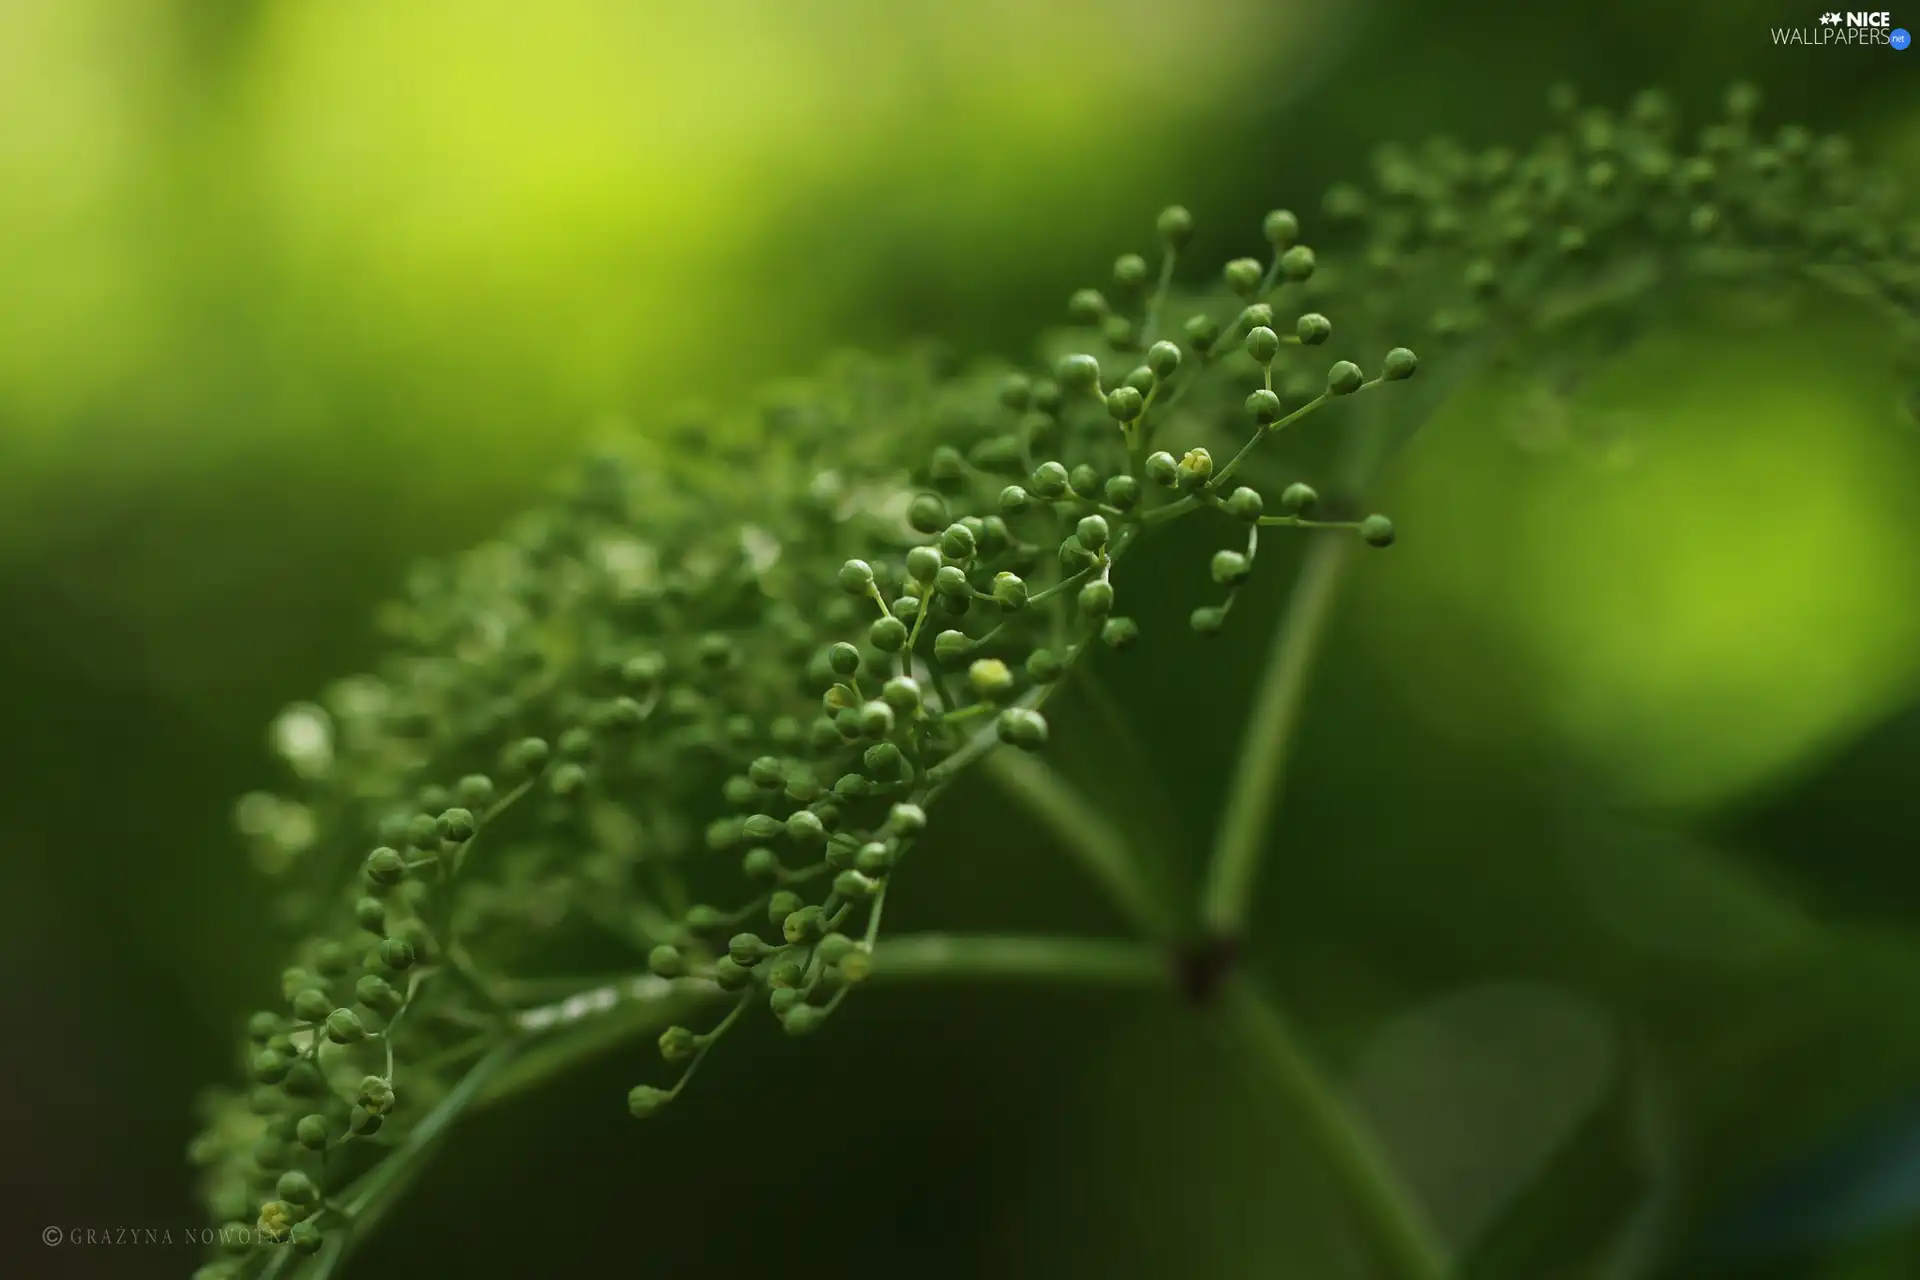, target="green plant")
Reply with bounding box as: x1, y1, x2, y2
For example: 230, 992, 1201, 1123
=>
190, 84, 1915, 1280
